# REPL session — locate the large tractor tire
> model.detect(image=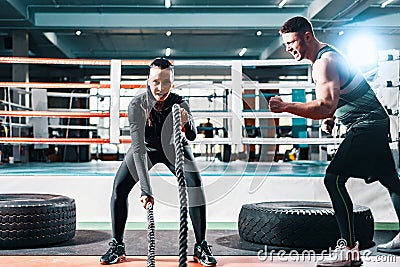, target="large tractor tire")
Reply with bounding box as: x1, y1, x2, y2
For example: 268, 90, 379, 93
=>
238, 201, 374, 249
0, 194, 76, 249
